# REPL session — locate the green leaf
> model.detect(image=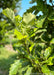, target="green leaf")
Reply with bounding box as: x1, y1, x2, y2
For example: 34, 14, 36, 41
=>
48, 11, 54, 21
9, 60, 22, 75
24, 66, 33, 75
18, 65, 29, 75
15, 15, 22, 21
42, 56, 54, 65
29, 44, 35, 52
23, 13, 35, 24
35, 29, 46, 34
44, 47, 52, 59
14, 29, 27, 40
15, 15, 22, 25
41, 65, 50, 75
41, 65, 54, 75
47, 56, 54, 65
3, 8, 15, 22
50, 38, 54, 44
35, 17, 46, 28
